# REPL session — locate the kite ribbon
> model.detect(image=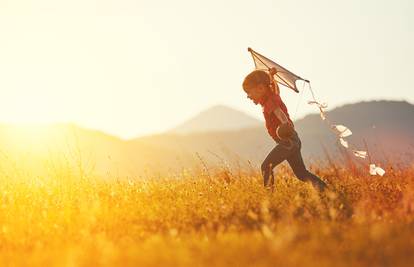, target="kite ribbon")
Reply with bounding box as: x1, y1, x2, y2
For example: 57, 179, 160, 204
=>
305, 81, 385, 176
